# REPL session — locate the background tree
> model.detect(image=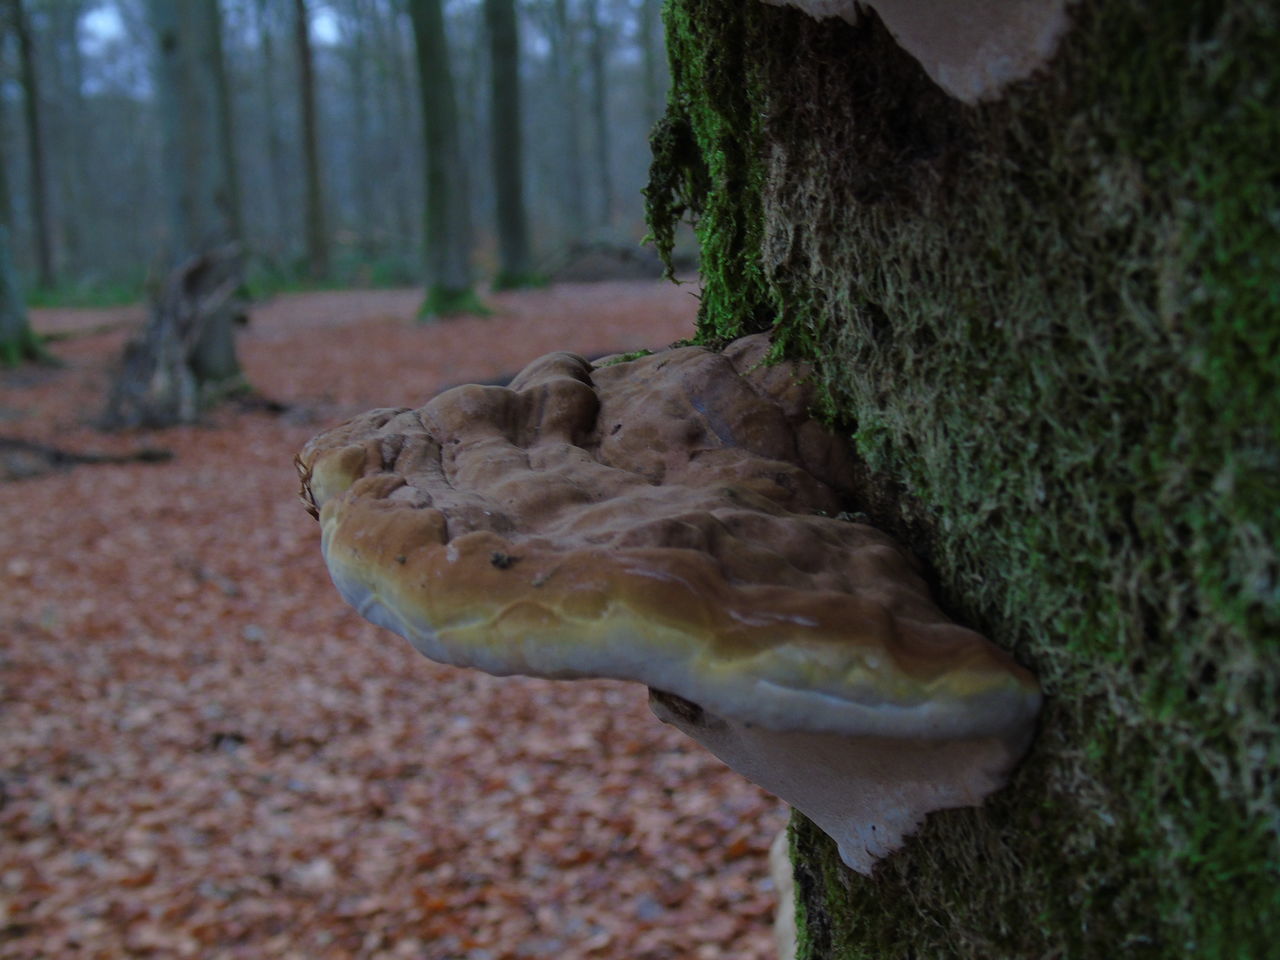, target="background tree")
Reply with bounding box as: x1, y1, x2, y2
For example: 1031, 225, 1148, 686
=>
408, 0, 477, 317
648, 0, 1279, 955
251, 0, 291, 261
47, 1, 89, 279
485, 0, 533, 288
102, 0, 246, 428
293, 0, 328, 280
9, 0, 53, 289
0, 13, 39, 364
1, 0, 672, 302
545, 0, 588, 242
638, 0, 663, 127
584, 0, 612, 229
